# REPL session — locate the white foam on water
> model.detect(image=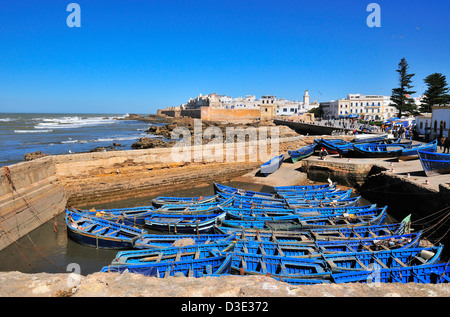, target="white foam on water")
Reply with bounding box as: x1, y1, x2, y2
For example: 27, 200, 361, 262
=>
14, 129, 53, 133
34, 116, 117, 129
